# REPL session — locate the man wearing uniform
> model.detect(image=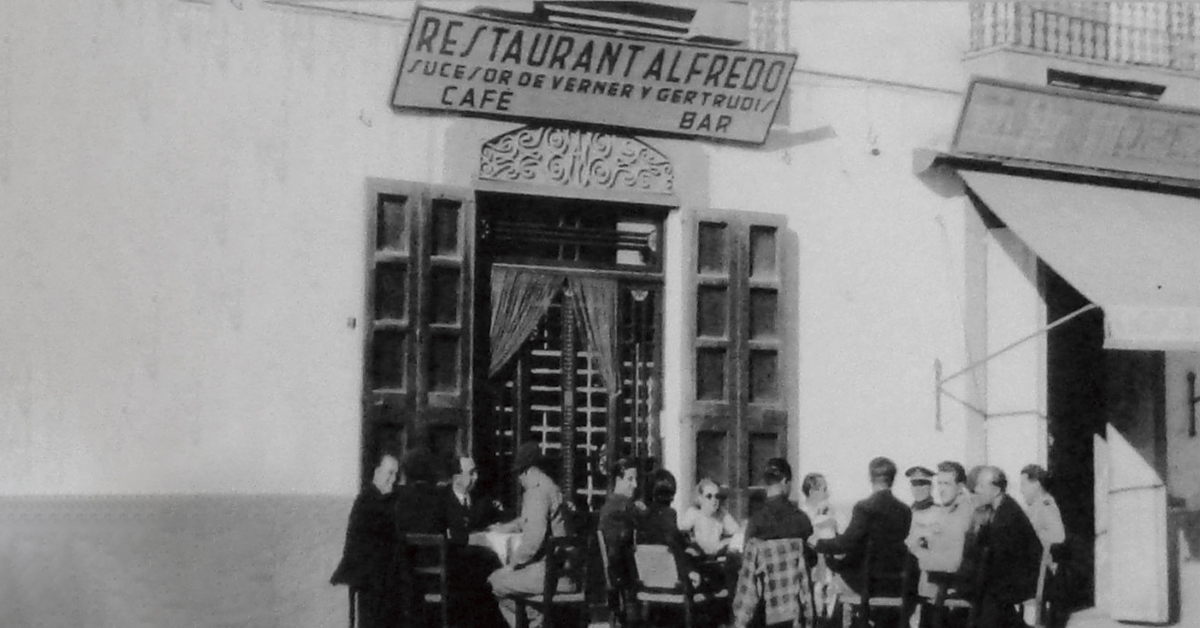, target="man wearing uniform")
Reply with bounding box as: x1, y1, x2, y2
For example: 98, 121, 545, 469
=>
903, 466, 936, 626
488, 442, 568, 628
1019, 464, 1065, 553
906, 466, 937, 534
1021, 464, 1067, 628
907, 461, 975, 626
